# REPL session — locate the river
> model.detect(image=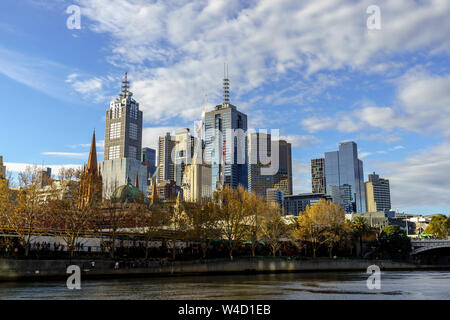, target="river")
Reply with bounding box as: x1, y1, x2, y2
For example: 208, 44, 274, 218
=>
0, 271, 448, 300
